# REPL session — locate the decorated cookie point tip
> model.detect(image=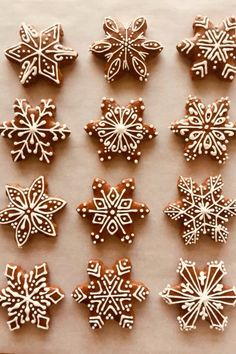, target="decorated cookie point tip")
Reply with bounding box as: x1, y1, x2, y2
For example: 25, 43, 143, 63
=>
0, 263, 64, 331
0, 98, 70, 163
171, 96, 236, 164
85, 98, 157, 163
177, 16, 236, 80
90, 16, 163, 82
164, 175, 236, 245
0, 176, 66, 247
77, 177, 149, 244
5, 23, 78, 85
72, 258, 149, 329
160, 259, 236, 331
